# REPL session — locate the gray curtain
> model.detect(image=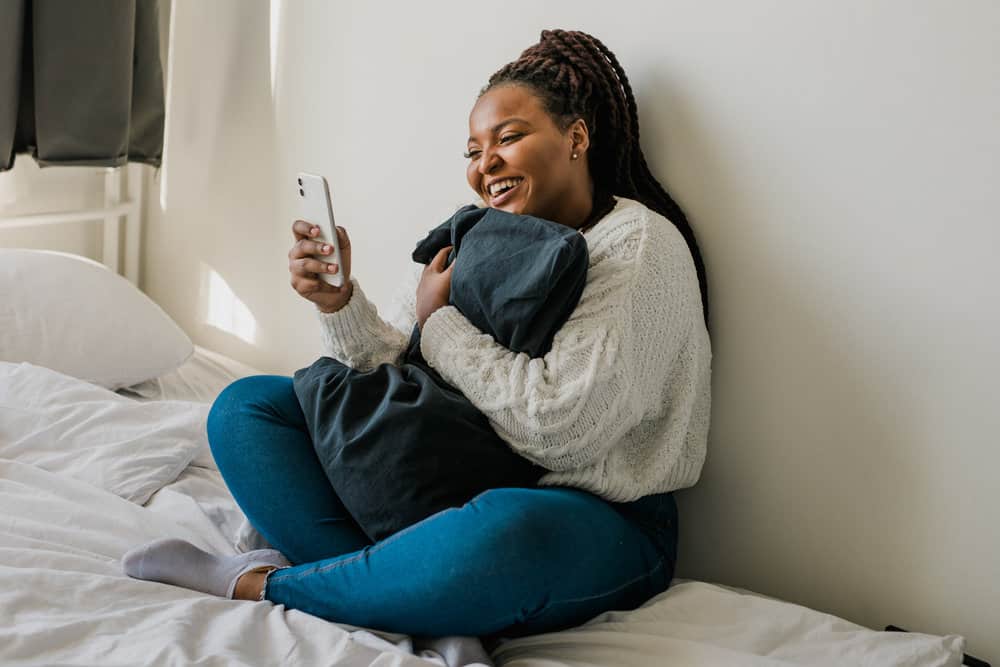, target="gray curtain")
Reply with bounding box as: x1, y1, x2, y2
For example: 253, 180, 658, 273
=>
0, 0, 165, 172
